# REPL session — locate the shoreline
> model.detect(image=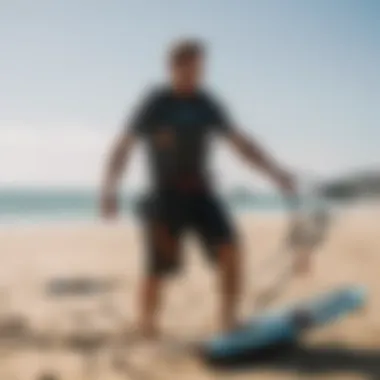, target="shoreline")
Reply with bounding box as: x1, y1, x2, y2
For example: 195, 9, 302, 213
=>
0, 199, 379, 231
0, 209, 286, 231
